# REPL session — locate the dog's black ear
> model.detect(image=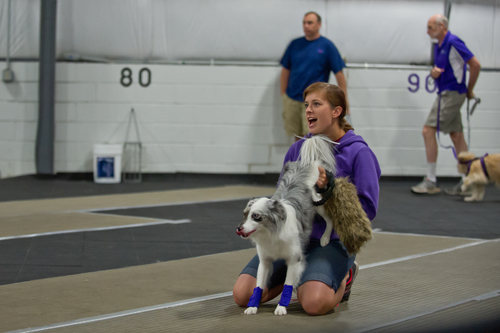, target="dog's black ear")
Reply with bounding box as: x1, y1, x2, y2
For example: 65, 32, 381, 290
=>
268, 199, 286, 222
